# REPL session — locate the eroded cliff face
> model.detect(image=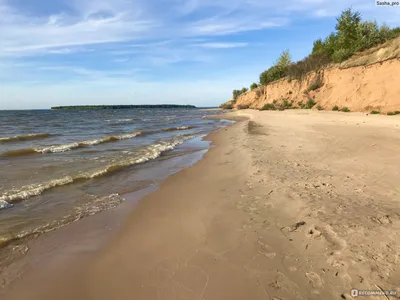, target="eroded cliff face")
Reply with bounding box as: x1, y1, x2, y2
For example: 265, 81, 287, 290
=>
233, 58, 400, 113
